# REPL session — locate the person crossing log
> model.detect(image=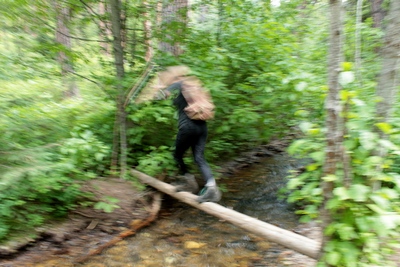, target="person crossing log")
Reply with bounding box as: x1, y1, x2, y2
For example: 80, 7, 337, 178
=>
131, 169, 321, 259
